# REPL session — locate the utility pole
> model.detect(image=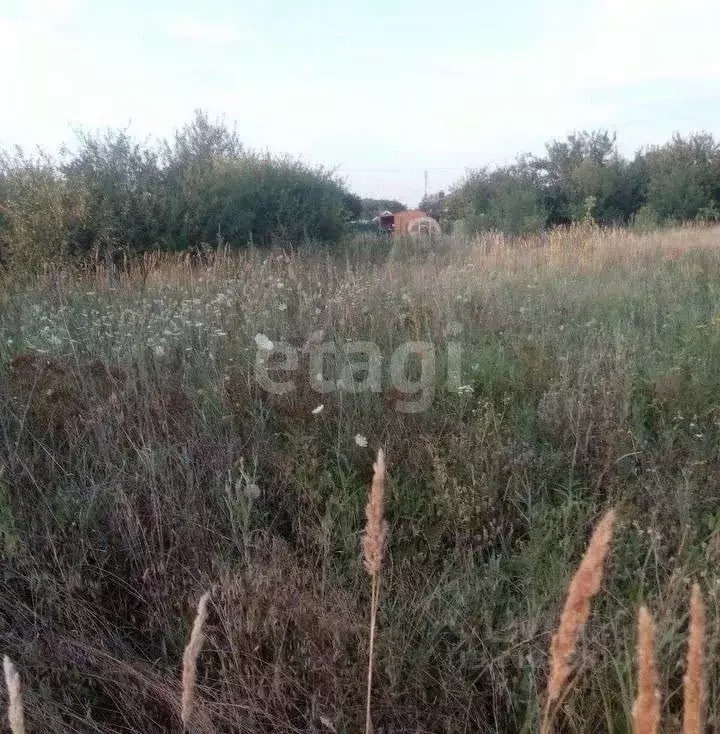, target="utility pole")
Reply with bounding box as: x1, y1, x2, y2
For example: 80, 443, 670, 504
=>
424, 169, 428, 201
